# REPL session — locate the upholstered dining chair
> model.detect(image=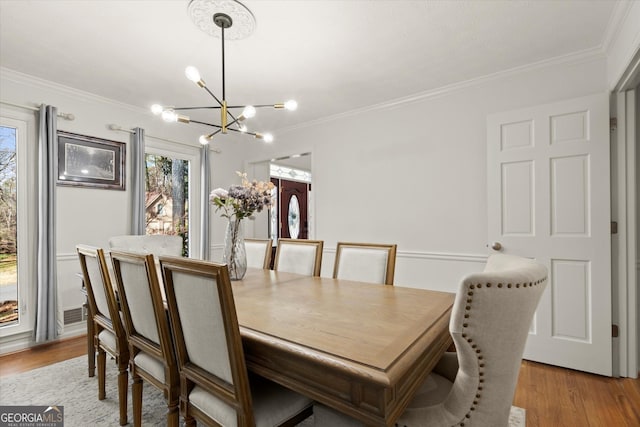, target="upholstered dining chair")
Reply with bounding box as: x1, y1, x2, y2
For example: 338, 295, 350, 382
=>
110, 250, 180, 427
314, 253, 548, 427
109, 234, 183, 299
273, 238, 324, 276
245, 238, 273, 269
76, 244, 129, 426
159, 255, 314, 427
333, 242, 397, 285
108, 234, 183, 256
